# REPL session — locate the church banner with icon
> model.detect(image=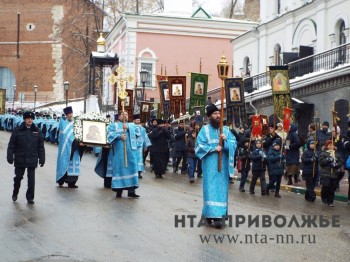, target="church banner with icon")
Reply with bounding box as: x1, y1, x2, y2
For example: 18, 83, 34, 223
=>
225, 78, 247, 128
270, 66, 292, 121
189, 73, 208, 115
250, 114, 262, 138
118, 89, 134, 121
283, 107, 293, 132
140, 101, 152, 123
0, 89, 6, 114
158, 80, 171, 119
168, 76, 186, 119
